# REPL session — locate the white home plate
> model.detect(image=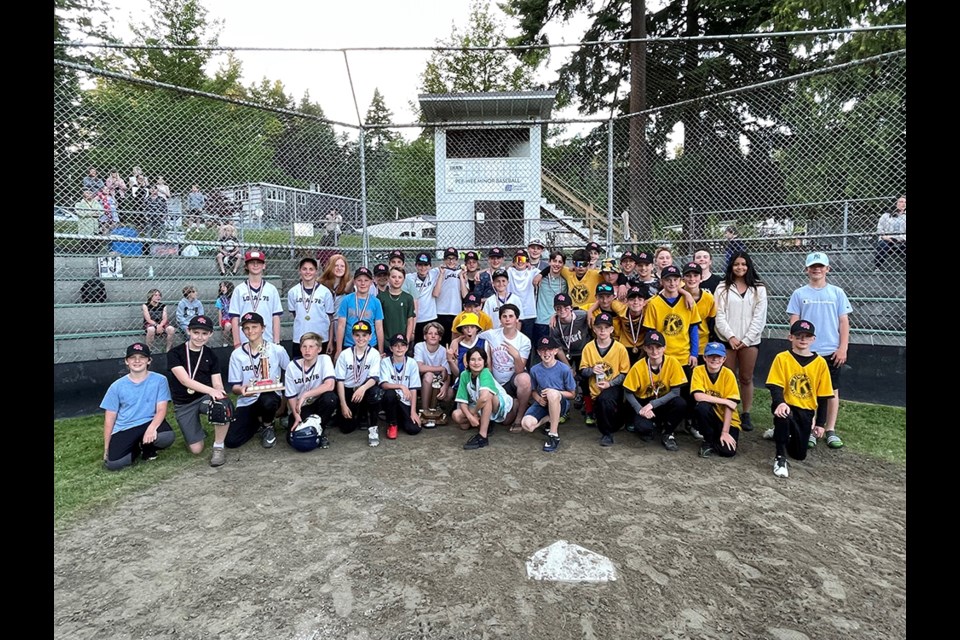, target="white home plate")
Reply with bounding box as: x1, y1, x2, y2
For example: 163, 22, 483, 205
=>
525, 540, 618, 582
